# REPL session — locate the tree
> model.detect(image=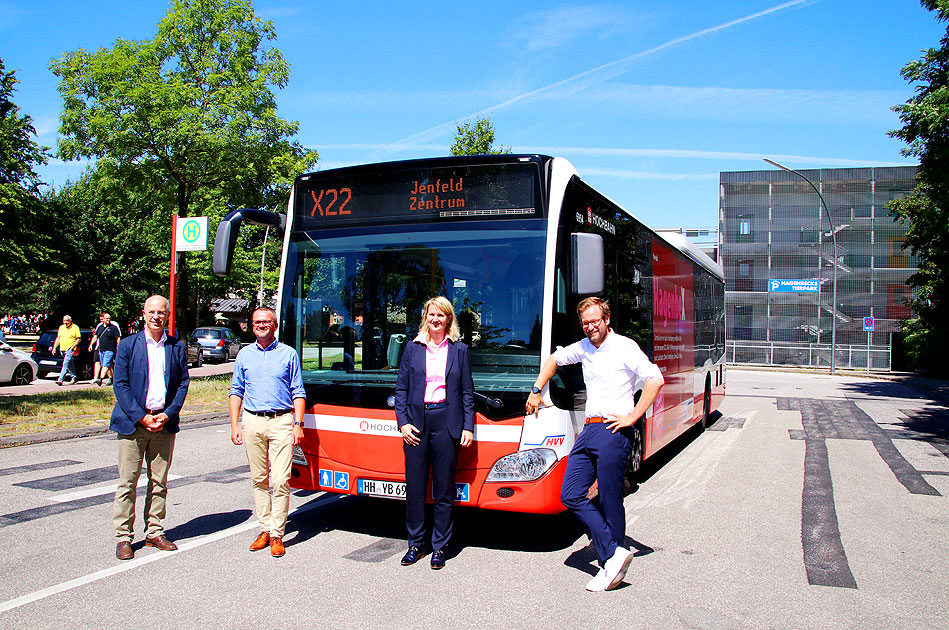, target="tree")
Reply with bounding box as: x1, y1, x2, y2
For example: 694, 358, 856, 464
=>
51, 0, 317, 330
450, 115, 511, 156
0, 56, 59, 312
887, 0, 949, 374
